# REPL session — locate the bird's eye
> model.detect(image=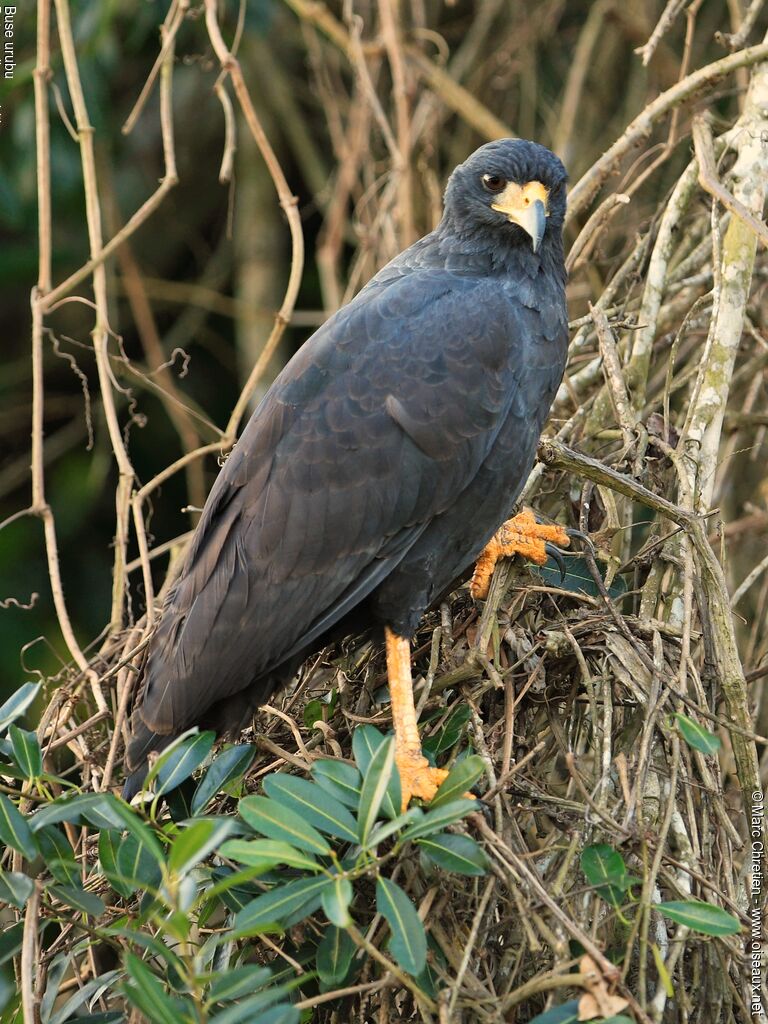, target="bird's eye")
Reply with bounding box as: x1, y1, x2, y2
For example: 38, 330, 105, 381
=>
481, 173, 506, 193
